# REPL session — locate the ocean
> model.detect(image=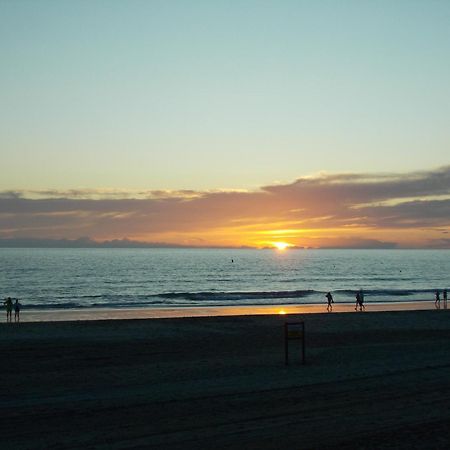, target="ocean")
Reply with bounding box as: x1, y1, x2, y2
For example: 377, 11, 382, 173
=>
0, 248, 448, 310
